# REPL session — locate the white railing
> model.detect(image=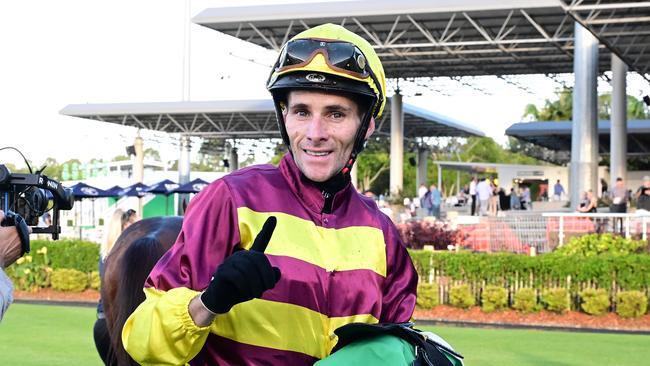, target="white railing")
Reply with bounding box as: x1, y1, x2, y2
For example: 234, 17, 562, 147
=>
542, 212, 650, 246
455, 211, 650, 254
